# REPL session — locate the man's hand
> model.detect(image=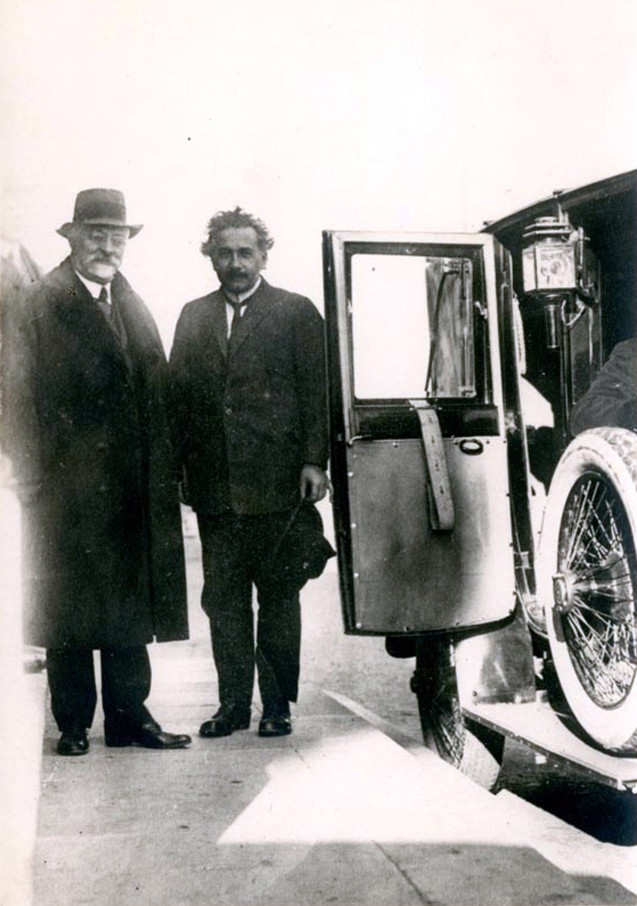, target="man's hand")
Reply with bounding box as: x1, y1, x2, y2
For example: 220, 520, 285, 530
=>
300, 464, 331, 502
